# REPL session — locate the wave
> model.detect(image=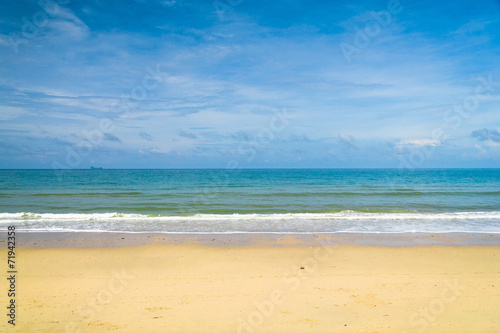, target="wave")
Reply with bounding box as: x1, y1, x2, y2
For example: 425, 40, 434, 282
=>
1, 211, 500, 234
2, 211, 500, 220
